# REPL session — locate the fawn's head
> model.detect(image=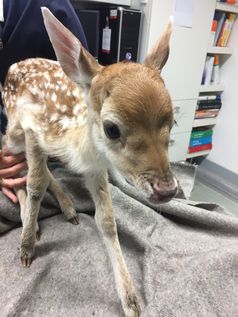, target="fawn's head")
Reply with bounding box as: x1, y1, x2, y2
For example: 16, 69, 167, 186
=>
42, 8, 177, 204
